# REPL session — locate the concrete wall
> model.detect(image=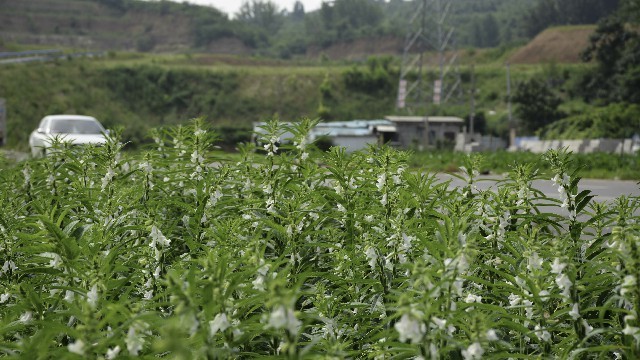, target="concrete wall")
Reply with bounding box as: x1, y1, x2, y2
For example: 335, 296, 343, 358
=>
455, 133, 507, 152
333, 135, 379, 153
515, 138, 639, 154
395, 123, 425, 149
